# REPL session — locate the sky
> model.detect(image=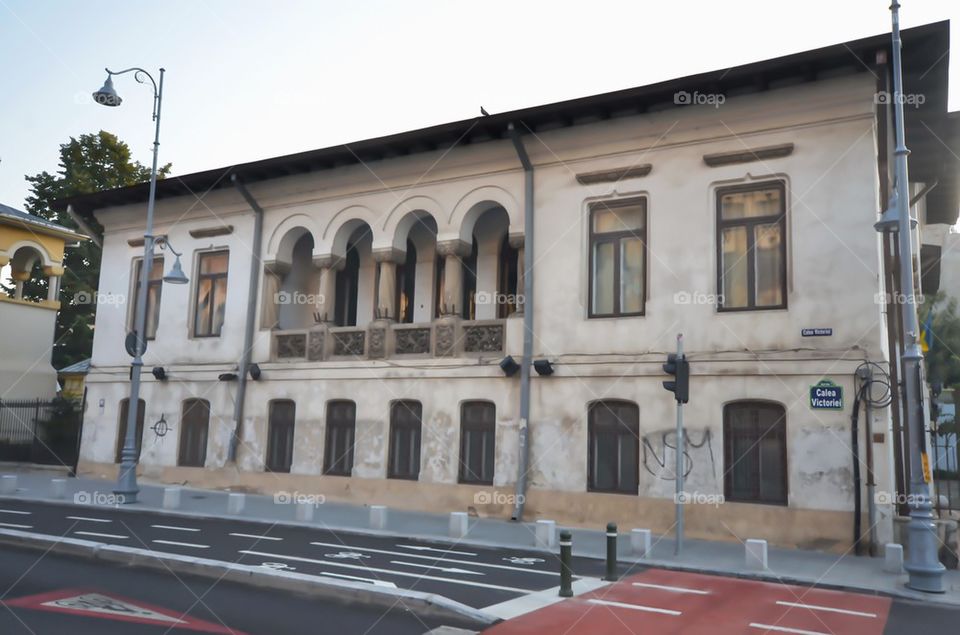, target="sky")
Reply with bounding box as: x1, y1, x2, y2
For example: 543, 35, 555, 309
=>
0, 0, 958, 209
